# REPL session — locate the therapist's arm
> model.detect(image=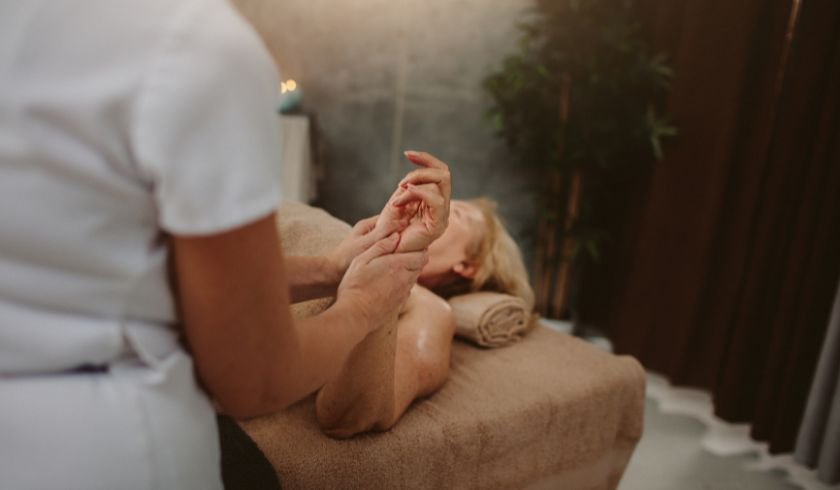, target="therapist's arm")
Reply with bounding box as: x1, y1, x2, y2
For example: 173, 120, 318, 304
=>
171, 213, 425, 419
282, 255, 342, 303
